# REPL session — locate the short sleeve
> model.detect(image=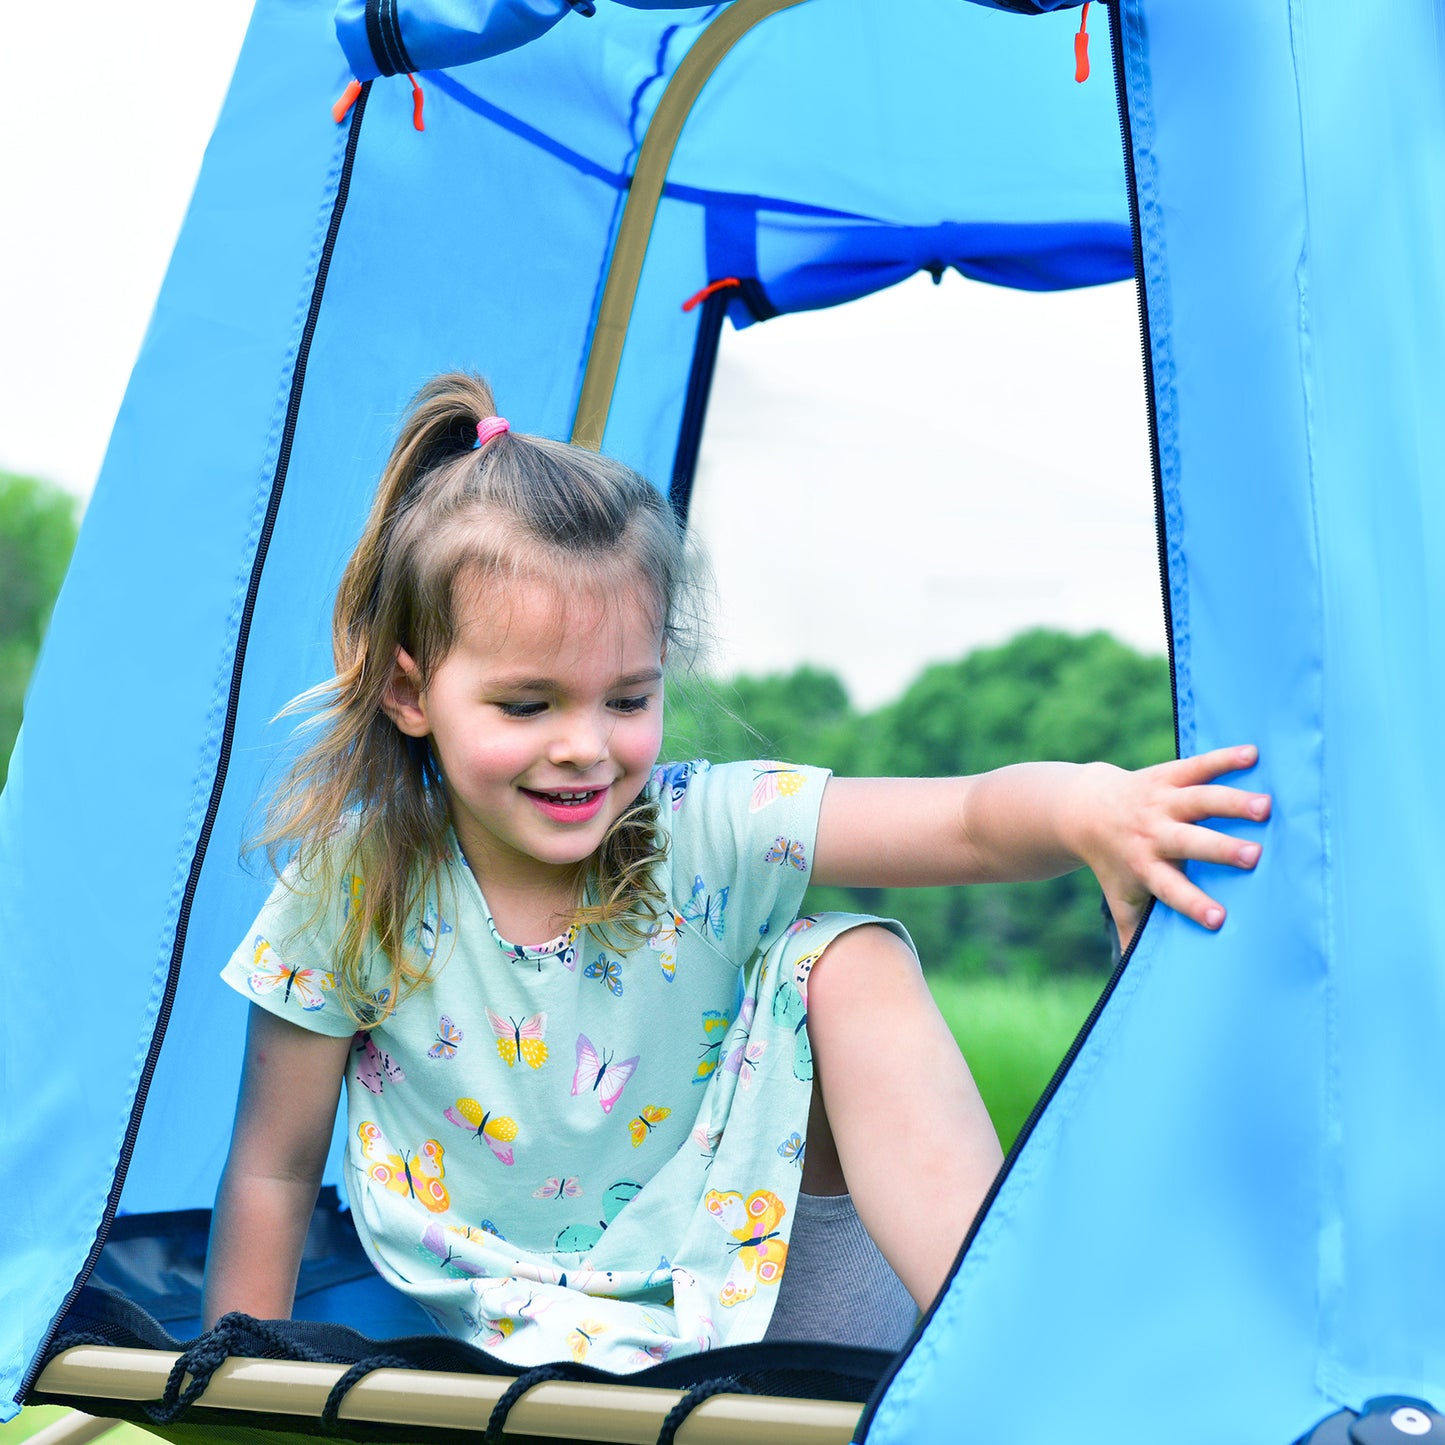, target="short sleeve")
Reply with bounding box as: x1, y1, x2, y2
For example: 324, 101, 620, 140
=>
661, 758, 830, 967
219, 863, 368, 1038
